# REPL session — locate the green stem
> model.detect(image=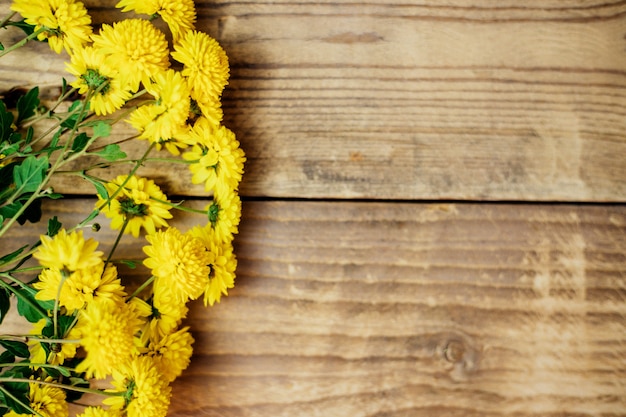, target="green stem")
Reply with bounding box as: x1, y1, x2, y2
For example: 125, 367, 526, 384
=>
0, 385, 43, 417
0, 335, 79, 344
150, 196, 208, 215
77, 142, 156, 230
53, 273, 69, 338
0, 363, 76, 373
0, 377, 122, 397
0, 12, 17, 29
127, 275, 156, 302
104, 217, 128, 271
0, 26, 47, 58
